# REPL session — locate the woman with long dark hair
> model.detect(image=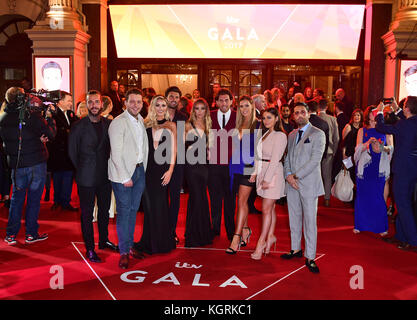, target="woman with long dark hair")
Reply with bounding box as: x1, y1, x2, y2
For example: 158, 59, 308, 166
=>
250, 107, 287, 260
342, 108, 364, 183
